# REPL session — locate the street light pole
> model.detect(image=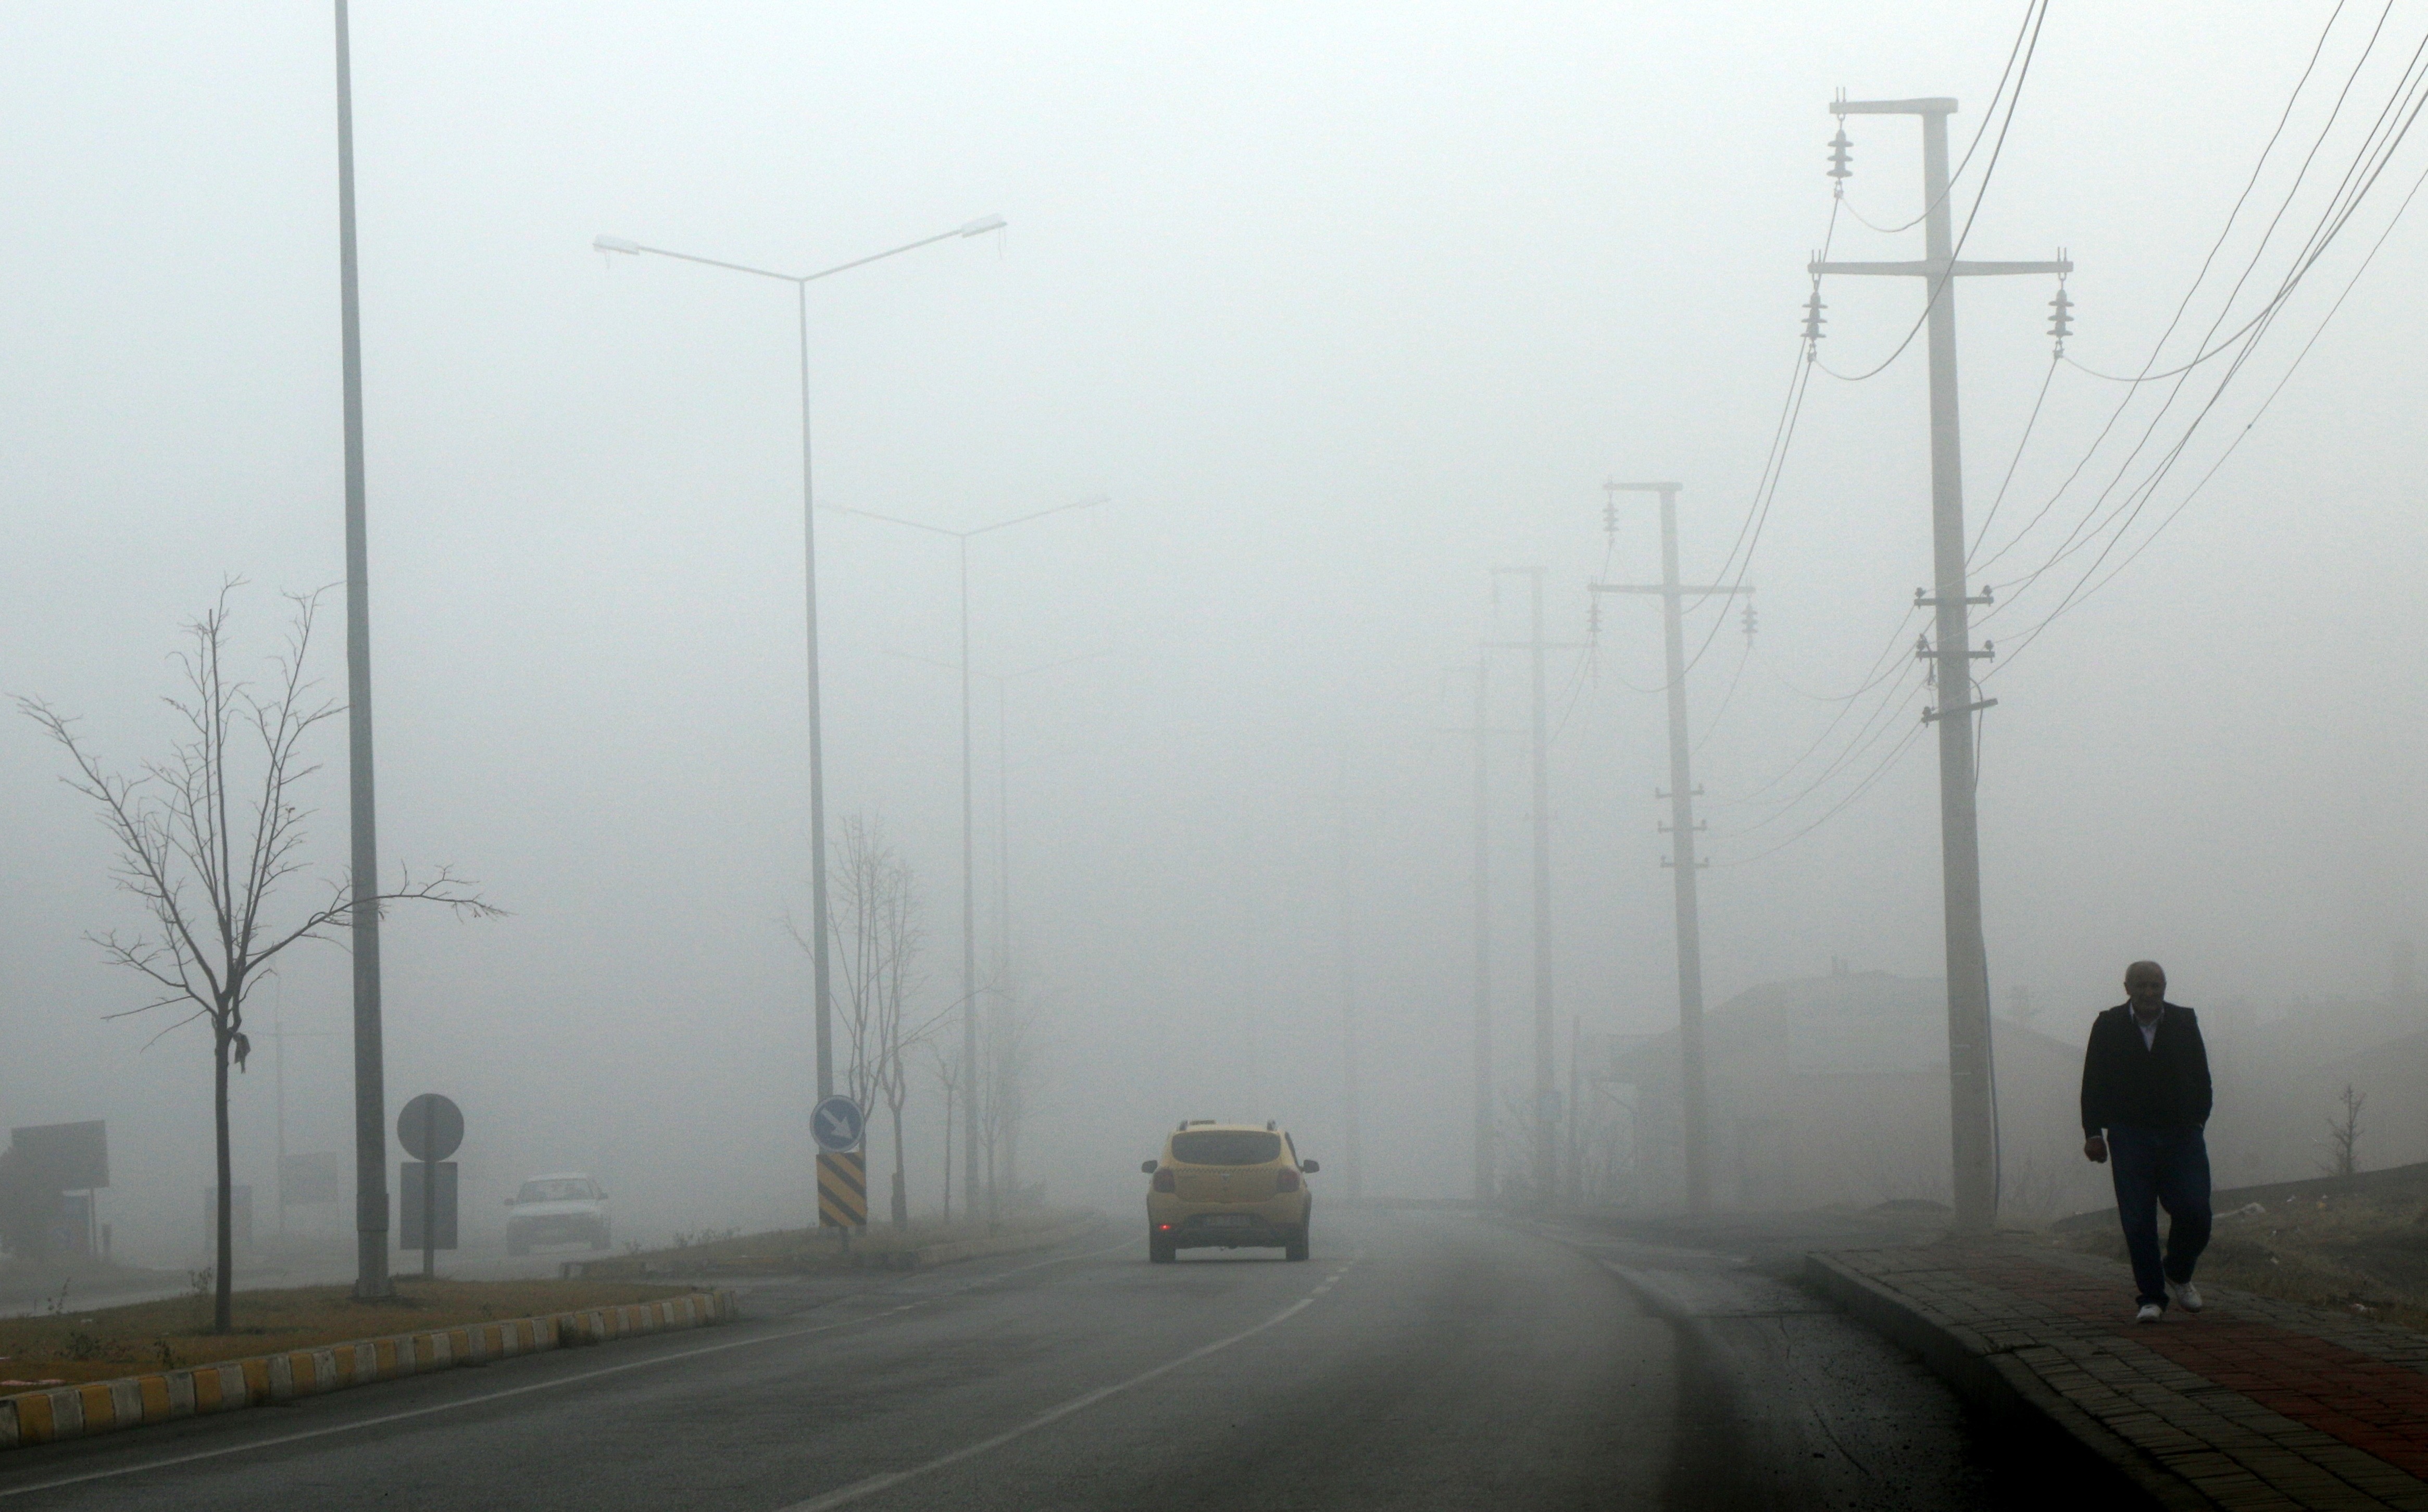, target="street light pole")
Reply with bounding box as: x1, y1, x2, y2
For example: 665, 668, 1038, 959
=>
825, 497, 1103, 1220
592, 216, 1003, 1141
882, 645, 1107, 1213
332, 0, 392, 1303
